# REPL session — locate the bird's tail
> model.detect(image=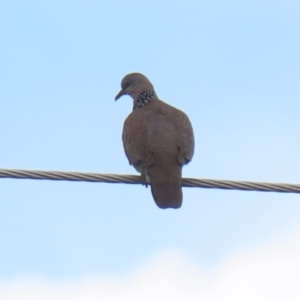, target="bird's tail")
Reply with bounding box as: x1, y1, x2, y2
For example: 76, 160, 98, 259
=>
148, 163, 182, 209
